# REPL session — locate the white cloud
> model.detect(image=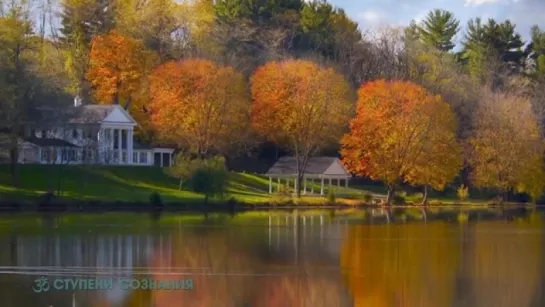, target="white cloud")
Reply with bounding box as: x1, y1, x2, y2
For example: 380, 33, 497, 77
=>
464, 0, 502, 6
357, 10, 384, 24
